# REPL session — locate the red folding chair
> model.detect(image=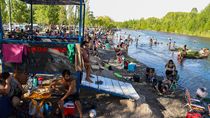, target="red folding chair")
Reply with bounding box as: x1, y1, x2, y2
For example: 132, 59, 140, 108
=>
185, 89, 205, 112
